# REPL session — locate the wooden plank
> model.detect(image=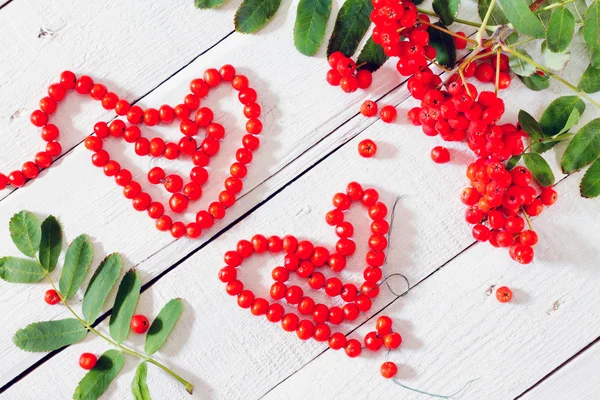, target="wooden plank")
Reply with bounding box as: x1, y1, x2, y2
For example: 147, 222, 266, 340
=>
519, 339, 600, 400
3, 76, 599, 397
